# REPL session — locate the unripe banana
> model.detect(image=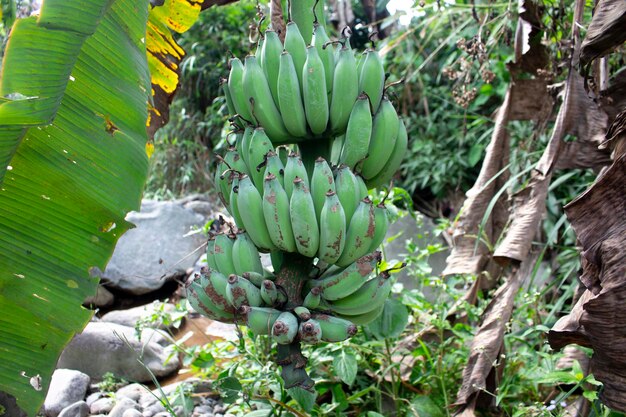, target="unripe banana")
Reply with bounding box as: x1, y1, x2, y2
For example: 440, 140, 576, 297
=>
312, 23, 334, 94
311, 251, 381, 301
283, 152, 309, 199
298, 319, 322, 344
303, 286, 322, 309
329, 45, 359, 134
206, 237, 217, 270
284, 21, 307, 90
243, 271, 269, 287
226, 274, 263, 308
246, 128, 275, 190
272, 311, 299, 344
224, 146, 249, 177
317, 190, 346, 264
215, 160, 232, 208
302, 46, 329, 135
263, 173, 297, 252
228, 57, 255, 124
213, 233, 237, 276
294, 306, 312, 321
220, 77, 237, 119
277, 51, 308, 138
260, 30, 282, 106
264, 150, 285, 188
335, 197, 376, 267
336, 302, 385, 325
359, 49, 385, 113
334, 164, 361, 223
236, 175, 277, 251
239, 305, 282, 335
289, 177, 320, 258
324, 271, 391, 316
366, 117, 408, 189
367, 202, 389, 253
232, 232, 263, 276
360, 97, 400, 179
289, 0, 317, 45
228, 175, 244, 229
356, 173, 368, 199
270, 250, 283, 273
242, 55, 290, 143
239, 127, 255, 169
186, 273, 235, 323
255, 36, 264, 67
312, 313, 358, 343
330, 134, 344, 165
340, 93, 372, 170
310, 157, 335, 220
260, 279, 286, 306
